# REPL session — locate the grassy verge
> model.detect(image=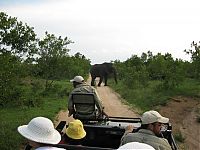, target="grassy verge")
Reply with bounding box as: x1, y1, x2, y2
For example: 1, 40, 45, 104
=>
0, 98, 66, 150
0, 79, 71, 150
110, 78, 200, 111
